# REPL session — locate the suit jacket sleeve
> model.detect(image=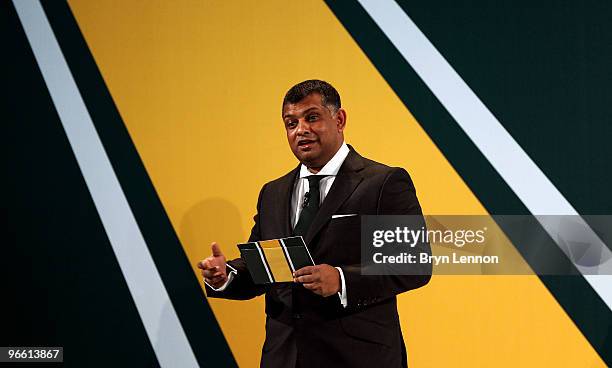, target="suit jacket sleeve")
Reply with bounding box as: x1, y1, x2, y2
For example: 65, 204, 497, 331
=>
205, 184, 268, 300
340, 168, 432, 308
